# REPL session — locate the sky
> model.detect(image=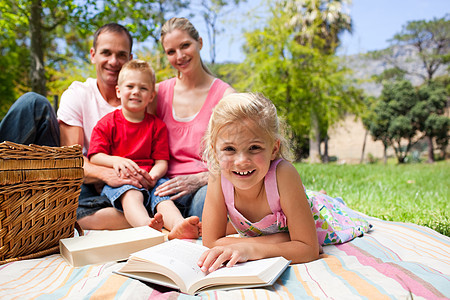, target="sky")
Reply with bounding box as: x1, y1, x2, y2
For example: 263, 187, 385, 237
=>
190, 0, 449, 63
